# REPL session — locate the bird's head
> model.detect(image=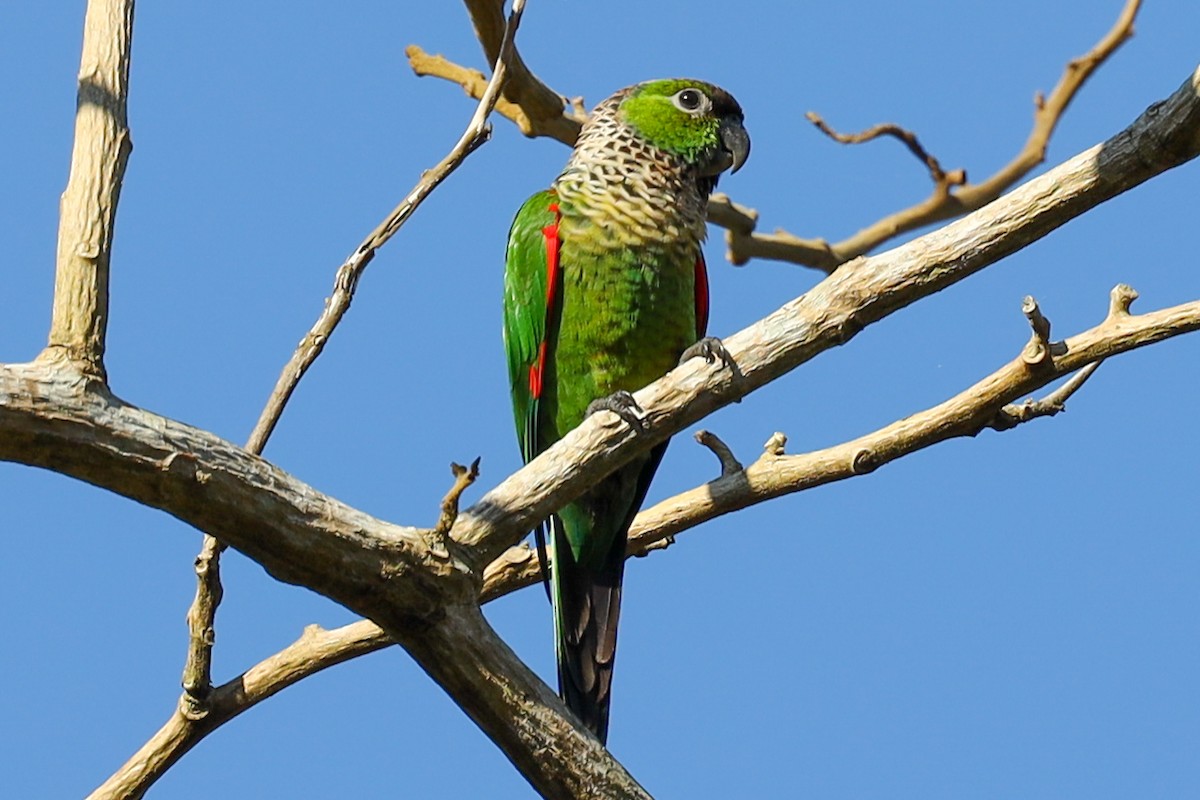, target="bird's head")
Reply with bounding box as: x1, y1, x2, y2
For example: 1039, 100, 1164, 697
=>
618, 78, 750, 181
